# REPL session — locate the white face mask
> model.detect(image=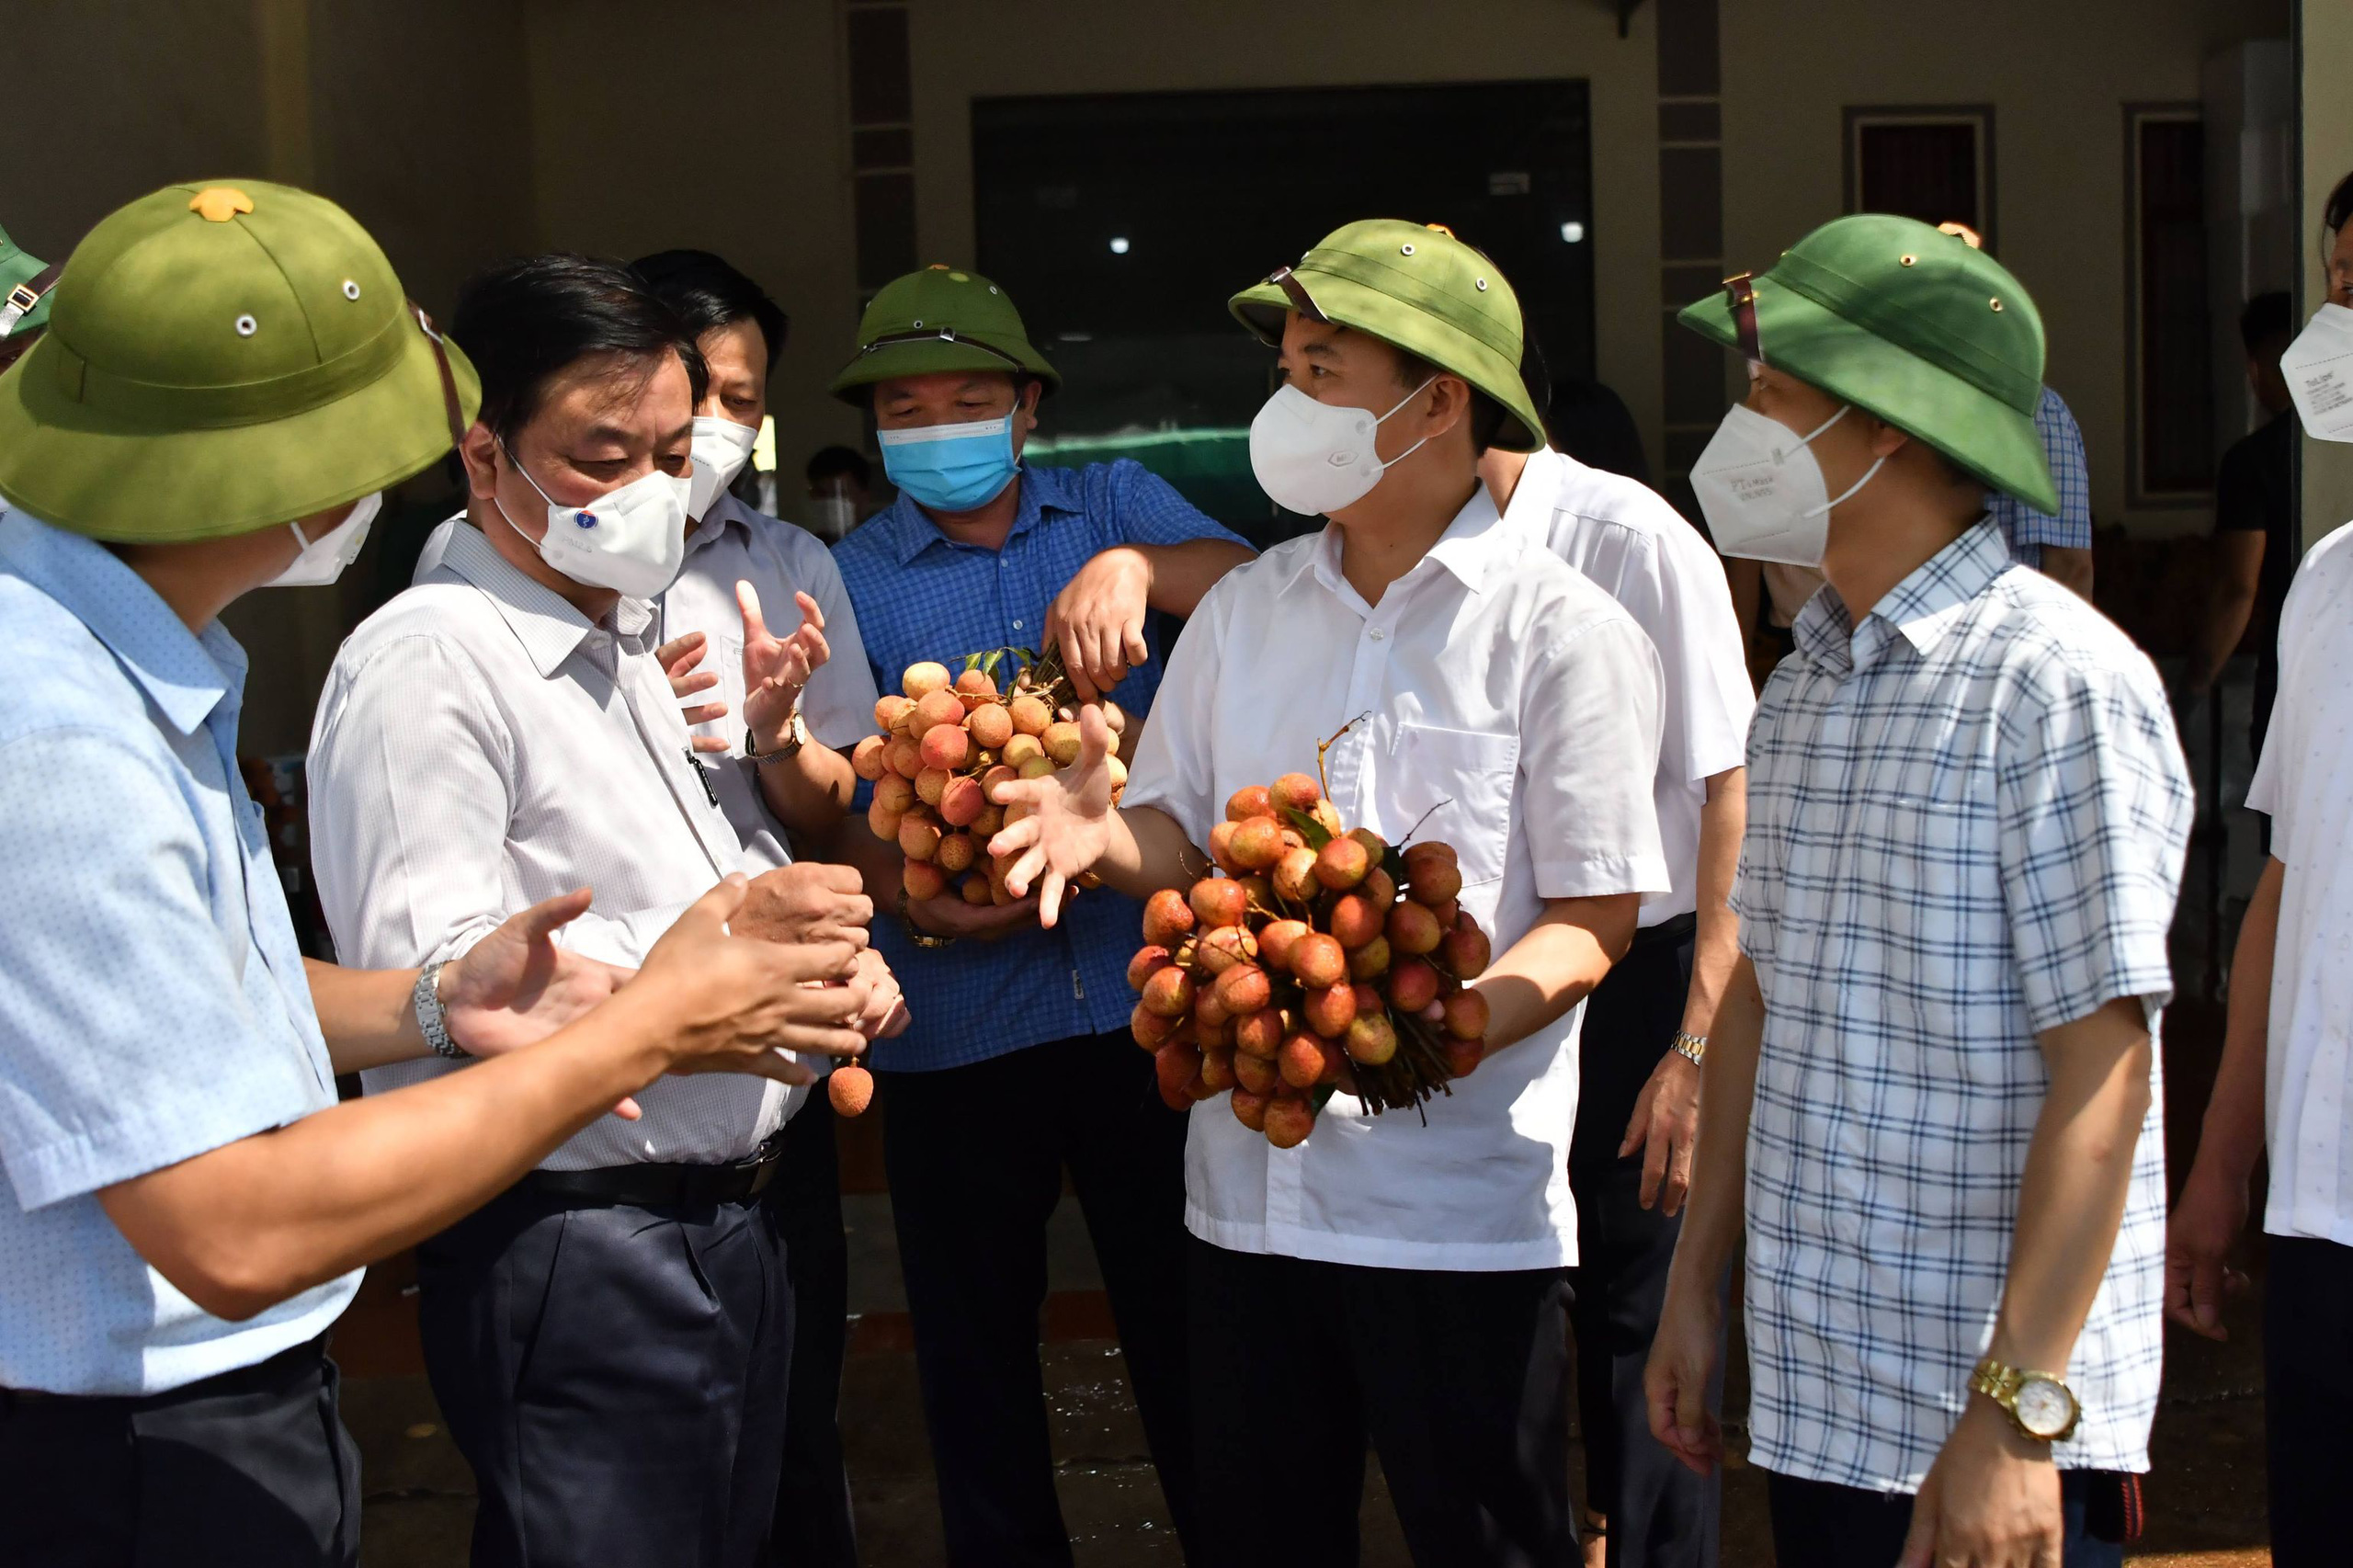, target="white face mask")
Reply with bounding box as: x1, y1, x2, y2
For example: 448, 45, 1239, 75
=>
2281, 301, 2353, 442
809, 493, 858, 541
264, 491, 382, 588
1247, 378, 1436, 517
686, 415, 760, 519
495, 443, 690, 599
1688, 403, 1886, 567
